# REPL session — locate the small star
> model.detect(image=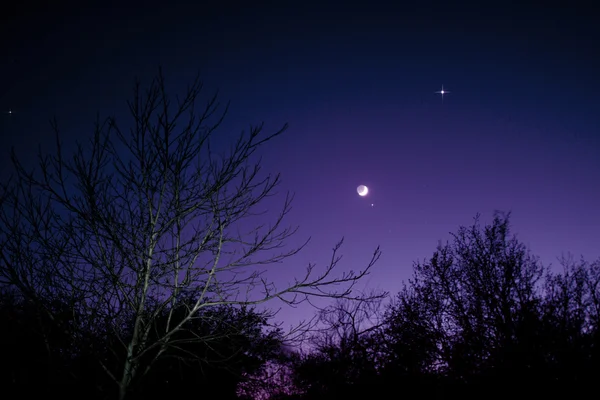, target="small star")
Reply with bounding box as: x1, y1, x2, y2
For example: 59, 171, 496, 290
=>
435, 85, 450, 102
5, 109, 14, 115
